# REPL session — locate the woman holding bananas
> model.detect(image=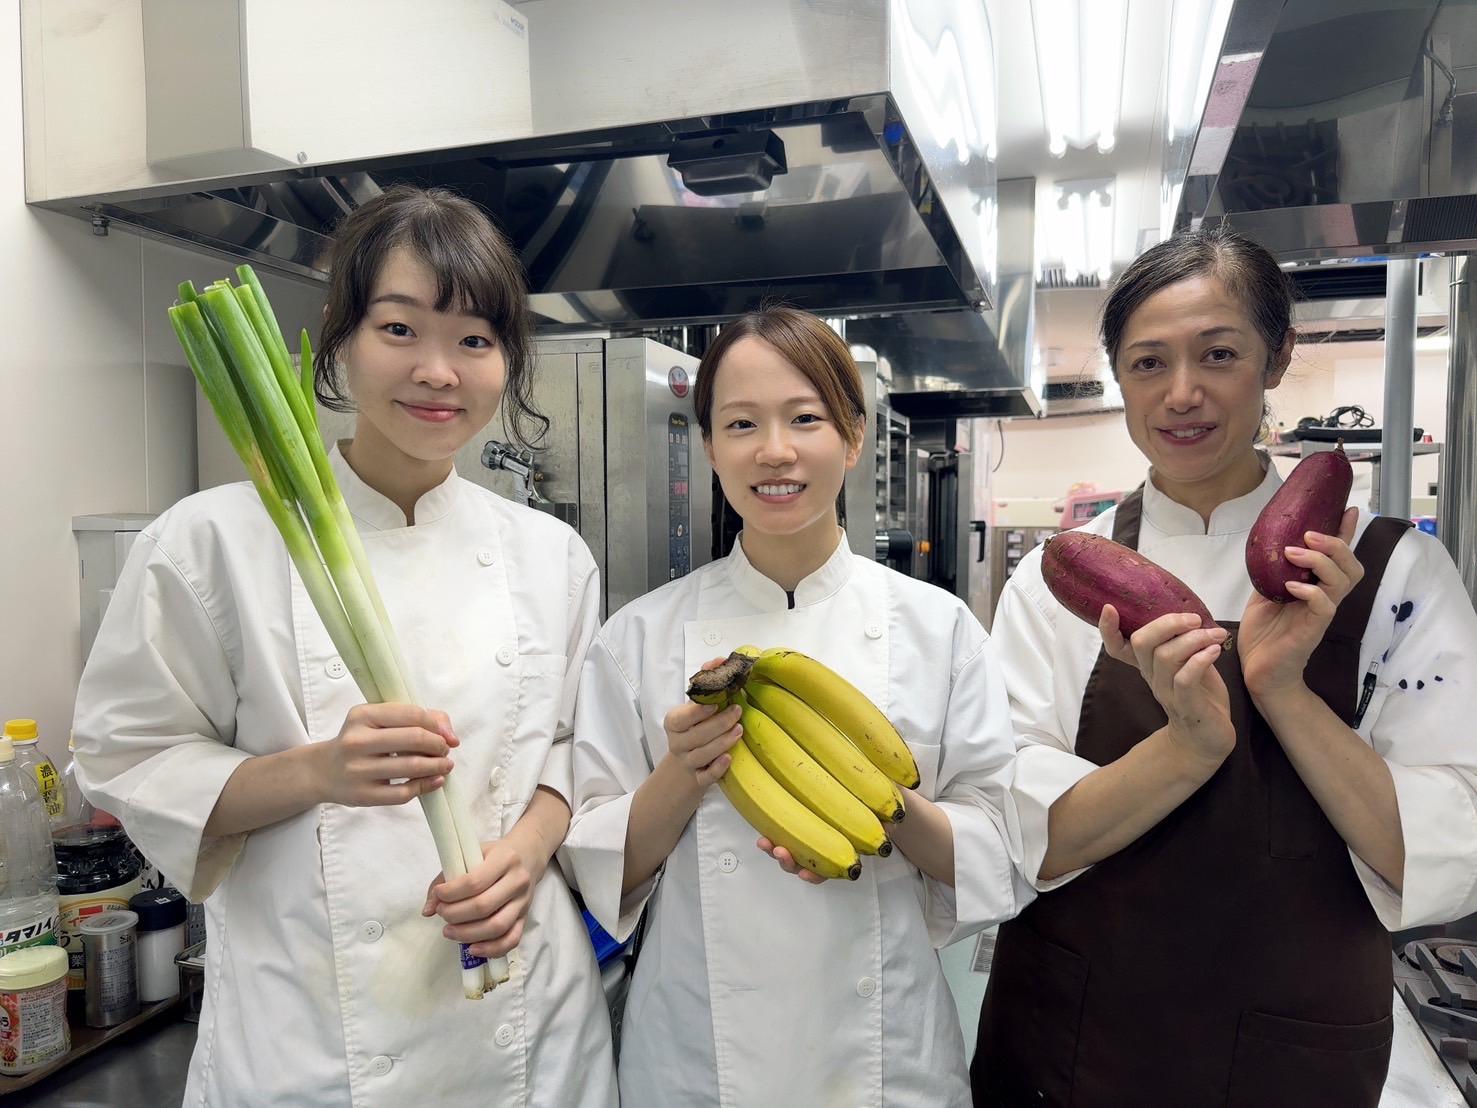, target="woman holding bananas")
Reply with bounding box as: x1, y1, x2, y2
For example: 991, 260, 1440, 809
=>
564, 305, 1031, 1106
